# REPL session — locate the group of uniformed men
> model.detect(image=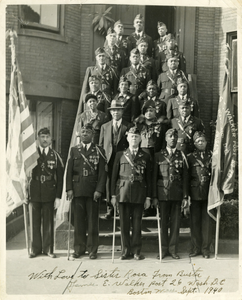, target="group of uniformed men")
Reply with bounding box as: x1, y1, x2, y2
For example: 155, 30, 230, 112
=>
27, 14, 213, 262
